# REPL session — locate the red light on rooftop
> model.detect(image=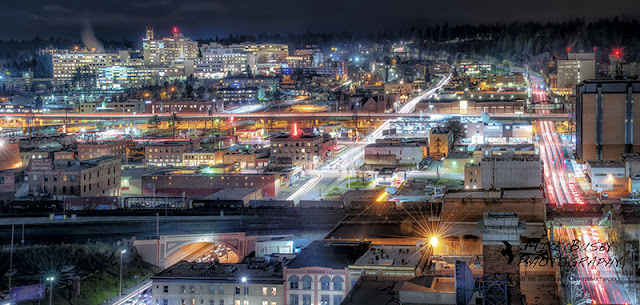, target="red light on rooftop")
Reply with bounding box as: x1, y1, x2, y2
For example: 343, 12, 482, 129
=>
173, 27, 179, 33
566, 47, 571, 52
